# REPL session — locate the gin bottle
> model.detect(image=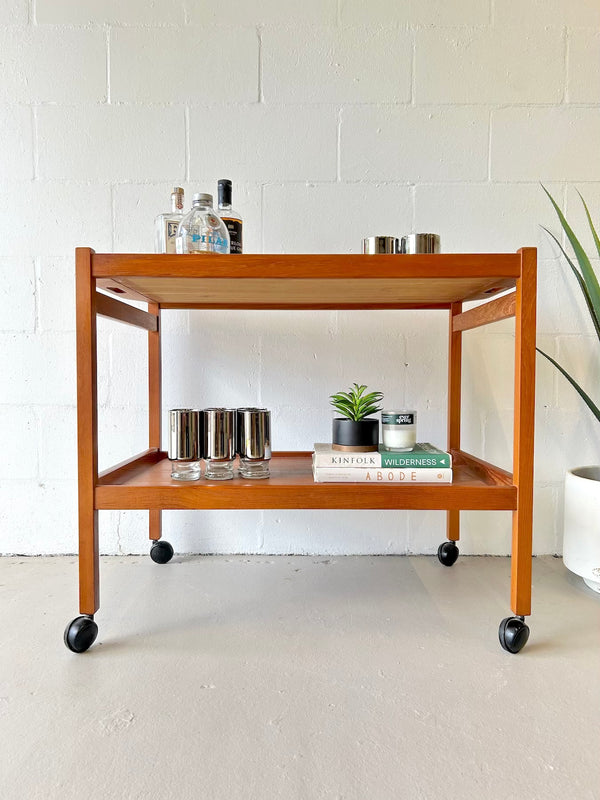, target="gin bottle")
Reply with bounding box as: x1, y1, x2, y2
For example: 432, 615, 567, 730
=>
154, 187, 184, 254
217, 179, 243, 254
176, 193, 230, 254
